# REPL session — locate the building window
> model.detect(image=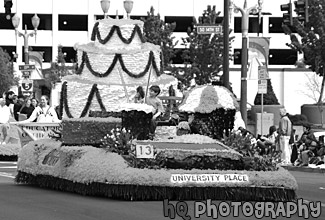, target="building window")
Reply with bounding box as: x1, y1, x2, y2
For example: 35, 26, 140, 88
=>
24, 47, 52, 63
130, 15, 148, 21
234, 48, 297, 65
233, 49, 242, 65
23, 14, 52, 30
269, 49, 297, 65
0, 13, 14, 29
58, 15, 88, 31
62, 47, 77, 63
164, 16, 194, 32
95, 15, 123, 20
268, 17, 296, 34
234, 17, 263, 34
